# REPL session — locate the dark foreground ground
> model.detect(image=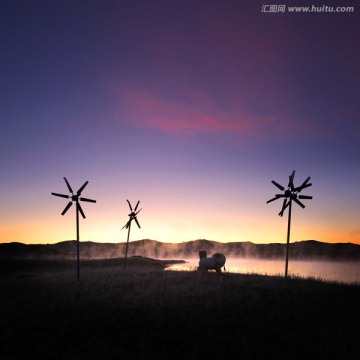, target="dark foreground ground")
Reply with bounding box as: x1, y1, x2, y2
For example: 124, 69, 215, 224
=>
1, 258, 359, 360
